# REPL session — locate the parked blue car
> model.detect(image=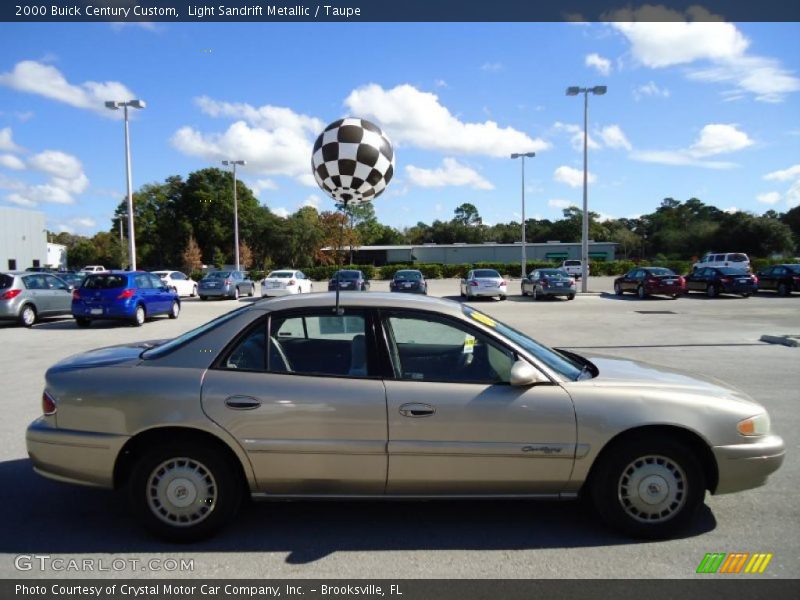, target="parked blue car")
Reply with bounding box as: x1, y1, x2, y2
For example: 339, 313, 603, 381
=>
72, 271, 180, 327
